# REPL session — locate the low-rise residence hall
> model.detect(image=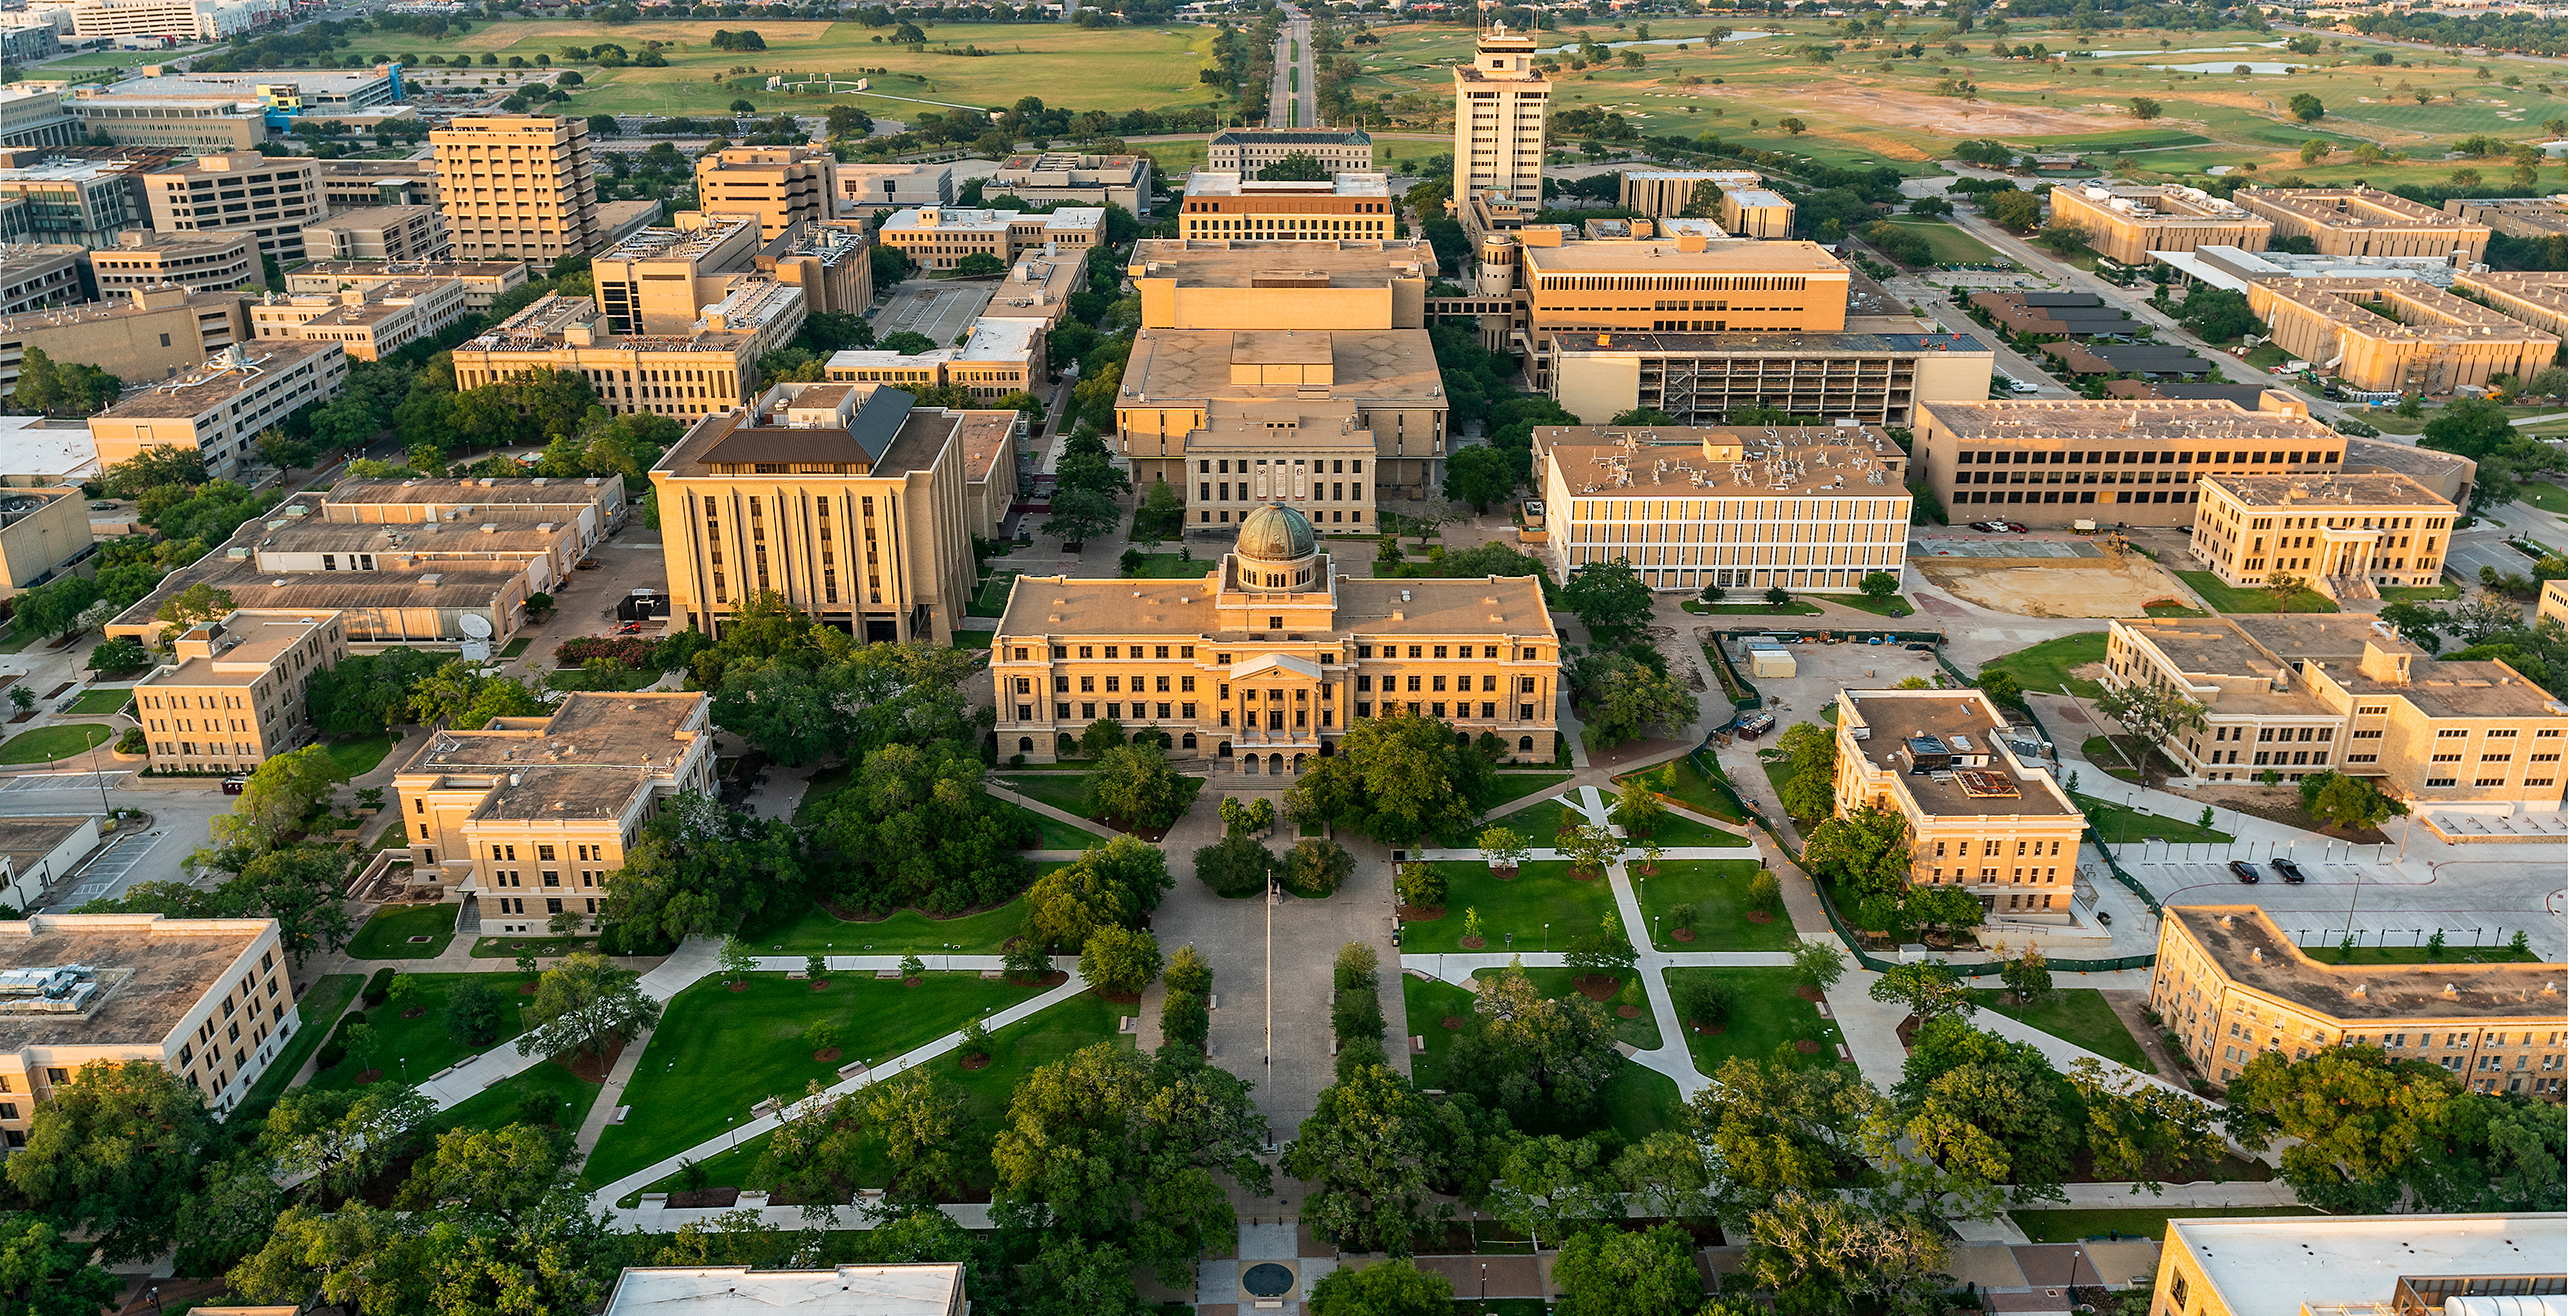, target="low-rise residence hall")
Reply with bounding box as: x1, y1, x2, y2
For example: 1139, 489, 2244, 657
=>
2044, 184, 2273, 265
2235, 185, 2494, 262
394, 692, 714, 936
992, 504, 1561, 770
86, 340, 347, 480
2151, 906, 2567, 1096
132, 609, 346, 776
2246, 276, 2556, 395
651, 384, 980, 645
2190, 471, 2454, 602
2104, 613, 2568, 803
1830, 687, 2086, 922
0, 914, 296, 1137
1534, 423, 1911, 595
2148, 1214, 2565, 1316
